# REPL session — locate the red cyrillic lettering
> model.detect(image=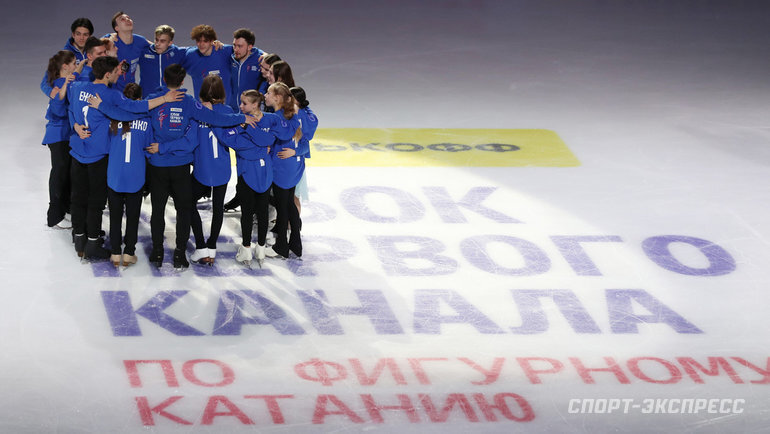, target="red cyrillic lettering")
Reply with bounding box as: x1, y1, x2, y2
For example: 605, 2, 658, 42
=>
516, 357, 563, 384
295, 359, 348, 386
676, 357, 744, 384
182, 359, 235, 387
419, 393, 478, 422
361, 394, 419, 423
349, 358, 407, 386
312, 395, 365, 424
124, 360, 178, 387
408, 358, 449, 385
244, 395, 294, 424
473, 393, 535, 422
458, 357, 505, 385
569, 357, 630, 384
200, 395, 254, 425
731, 357, 770, 384
135, 396, 191, 425
627, 357, 682, 384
